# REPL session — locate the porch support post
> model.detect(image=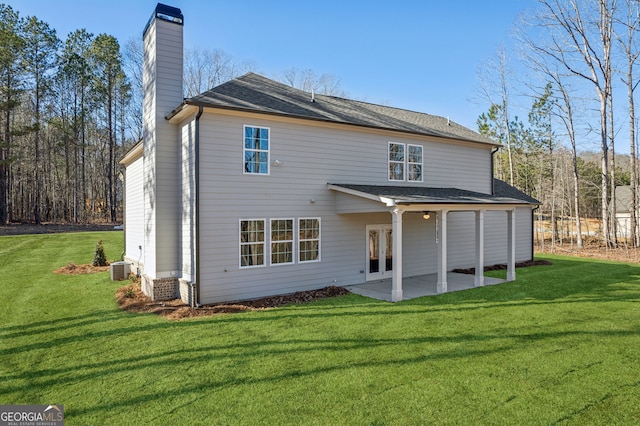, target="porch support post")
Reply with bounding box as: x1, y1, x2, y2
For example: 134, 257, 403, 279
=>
475, 209, 485, 287
507, 209, 516, 281
391, 208, 404, 302
437, 210, 448, 293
